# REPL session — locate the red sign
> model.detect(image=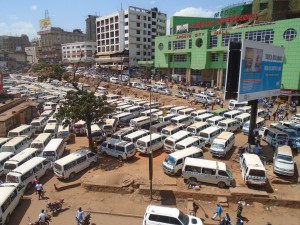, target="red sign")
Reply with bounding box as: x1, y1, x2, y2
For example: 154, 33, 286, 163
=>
0, 71, 3, 93
191, 13, 259, 29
